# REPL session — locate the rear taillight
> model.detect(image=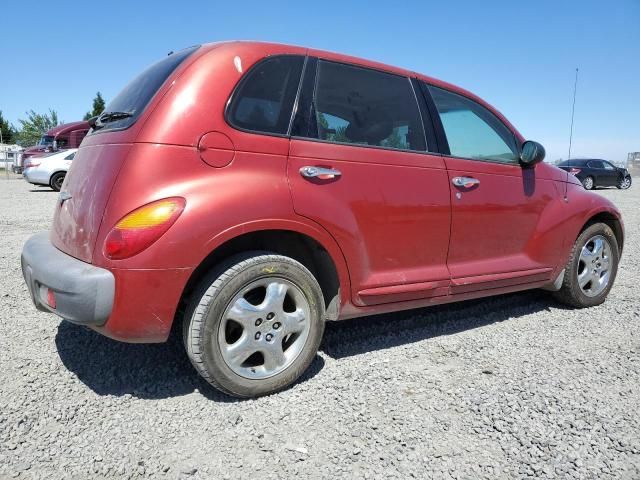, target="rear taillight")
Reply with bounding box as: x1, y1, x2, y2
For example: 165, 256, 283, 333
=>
104, 197, 186, 260
24, 162, 41, 169
46, 288, 56, 309
569, 168, 581, 175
